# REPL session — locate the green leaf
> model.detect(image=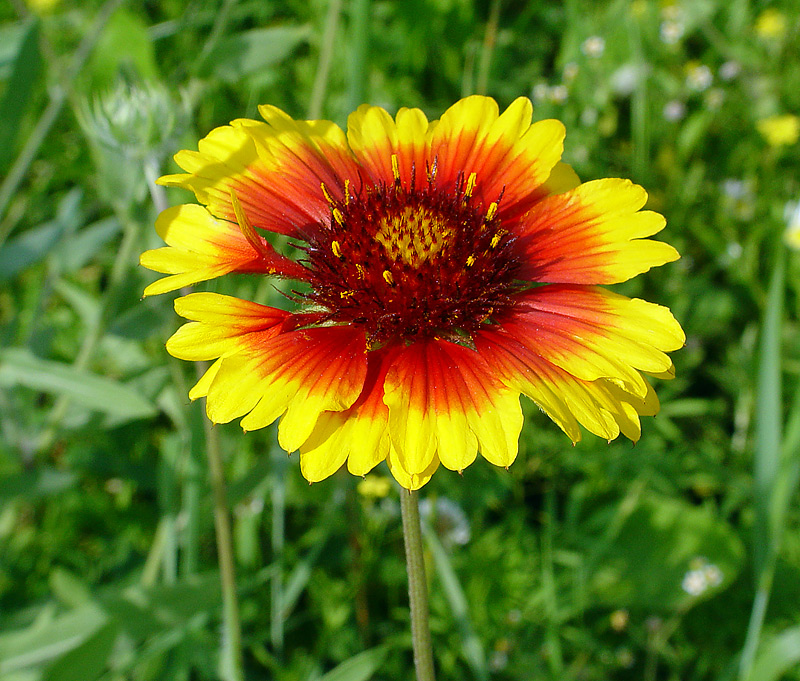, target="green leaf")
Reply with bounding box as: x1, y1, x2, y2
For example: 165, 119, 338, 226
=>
0, 468, 76, 502
0, 189, 83, 281
42, 621, 117, 681
586, 493, 744, 610
0, 22, 26, 73
748, 625, 800, 681
53, 217, 121, 273
85, 8, 160, 88
0, 604, 107, 674
317, 647, 388, 681
0, 348, 157, 421
0, 20, 42, 173
199, 25, 311, 83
